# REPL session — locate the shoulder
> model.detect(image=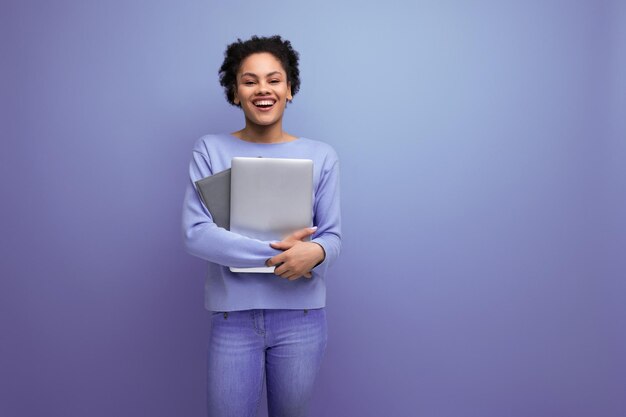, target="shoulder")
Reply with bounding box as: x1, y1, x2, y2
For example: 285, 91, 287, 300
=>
192, 133, 230, 155
299, 137, 340, 168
